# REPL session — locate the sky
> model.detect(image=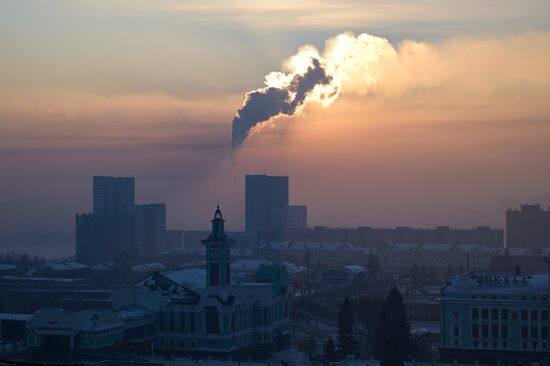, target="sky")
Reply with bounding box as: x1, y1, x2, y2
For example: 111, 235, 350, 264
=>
1, 0, 550, 256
